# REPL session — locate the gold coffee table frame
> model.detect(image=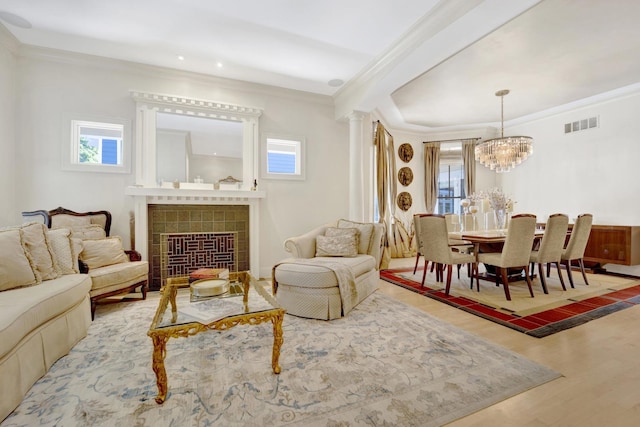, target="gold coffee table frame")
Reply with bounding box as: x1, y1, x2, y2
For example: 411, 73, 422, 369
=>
147, 271, 285, 404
